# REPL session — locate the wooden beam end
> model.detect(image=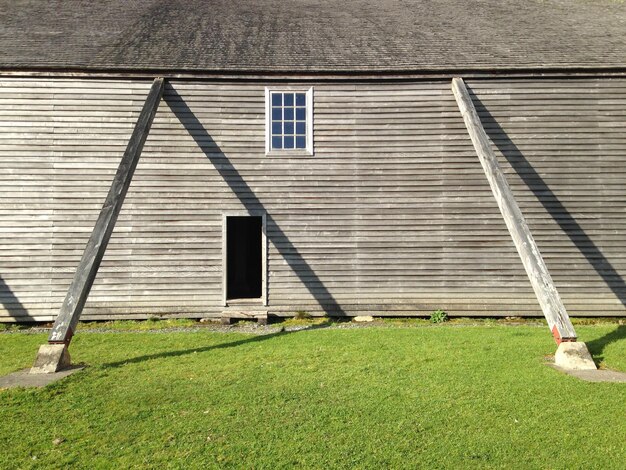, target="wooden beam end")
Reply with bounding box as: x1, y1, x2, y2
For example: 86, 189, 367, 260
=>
552, 325, 577, 345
